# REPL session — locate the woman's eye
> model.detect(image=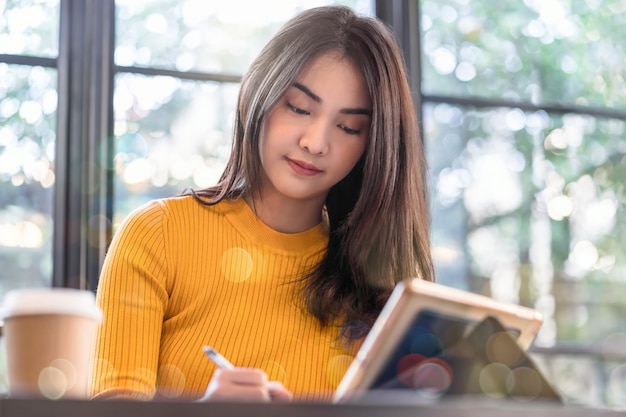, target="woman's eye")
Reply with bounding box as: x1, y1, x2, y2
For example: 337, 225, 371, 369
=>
339, 125, 360, 135
287, 102, 309, 115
